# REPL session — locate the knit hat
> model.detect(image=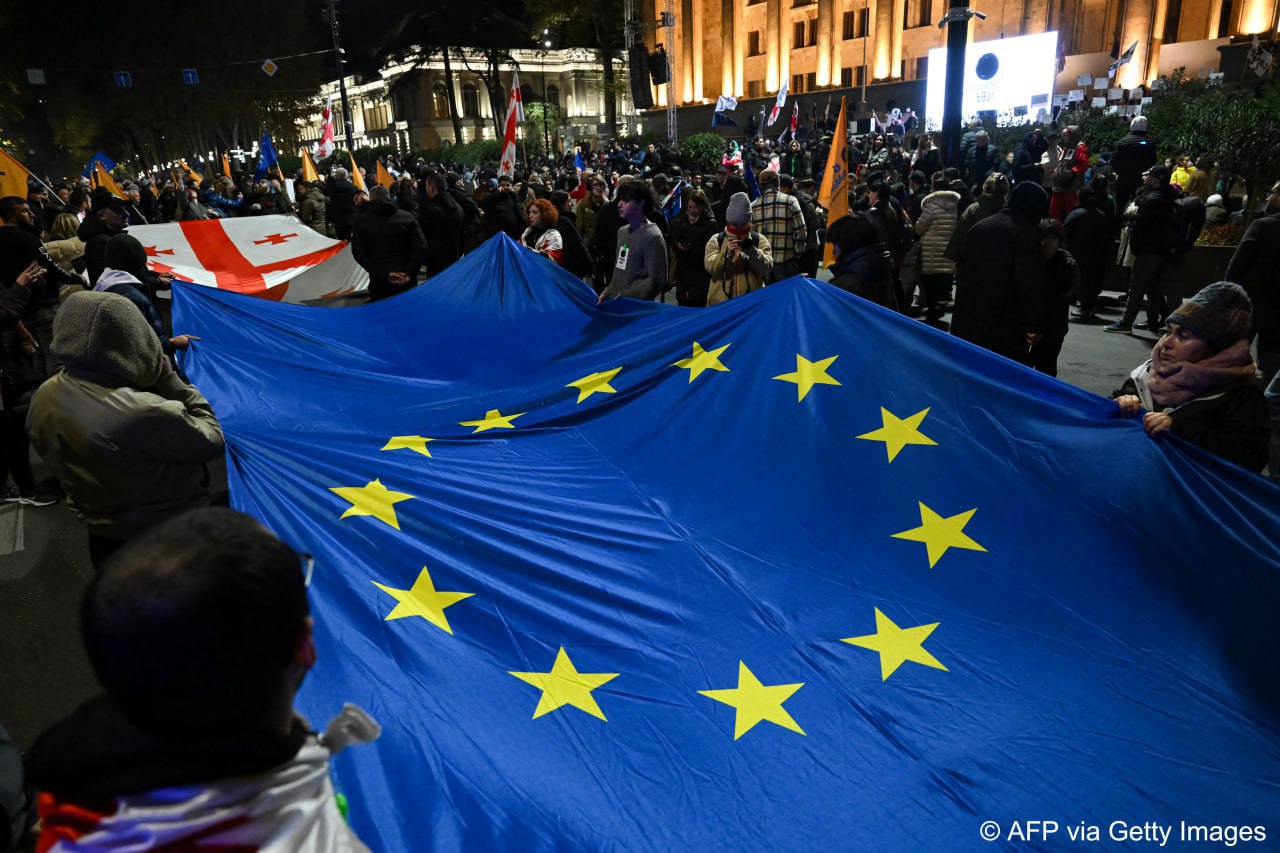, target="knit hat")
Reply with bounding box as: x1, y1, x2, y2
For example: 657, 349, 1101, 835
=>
725, 192, 752, 225
1130, 116, 1148, 132
1145, 164, 1172, 182
1167, 282, 1252, 351
1206, 193, 1224, 206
